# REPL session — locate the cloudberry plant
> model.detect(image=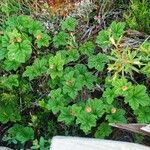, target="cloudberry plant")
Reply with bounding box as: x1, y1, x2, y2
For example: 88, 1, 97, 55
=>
0, 15, 150, 149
